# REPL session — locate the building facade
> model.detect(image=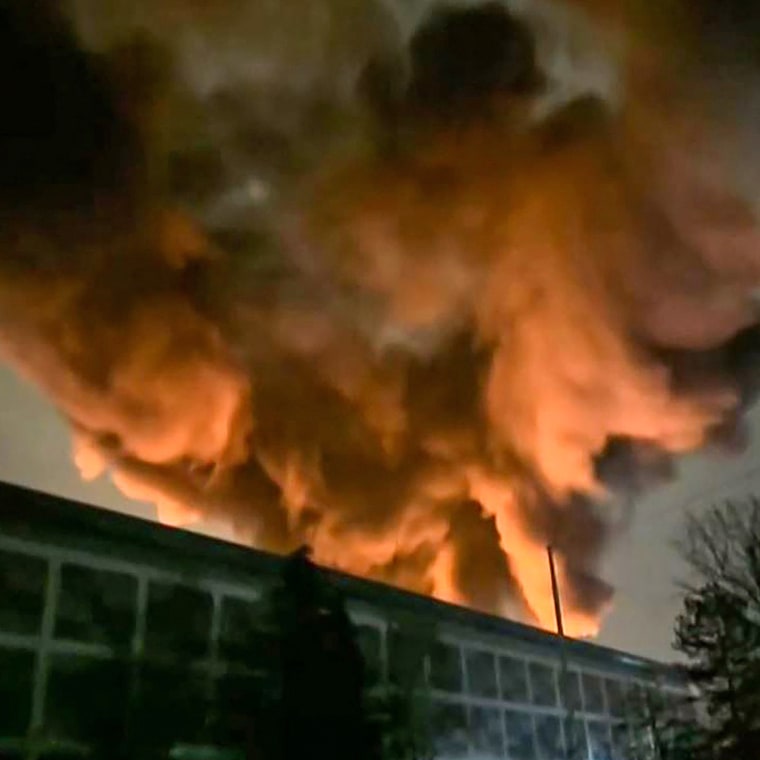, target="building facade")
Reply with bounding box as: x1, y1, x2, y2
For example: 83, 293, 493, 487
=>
0, 482, 689, 760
